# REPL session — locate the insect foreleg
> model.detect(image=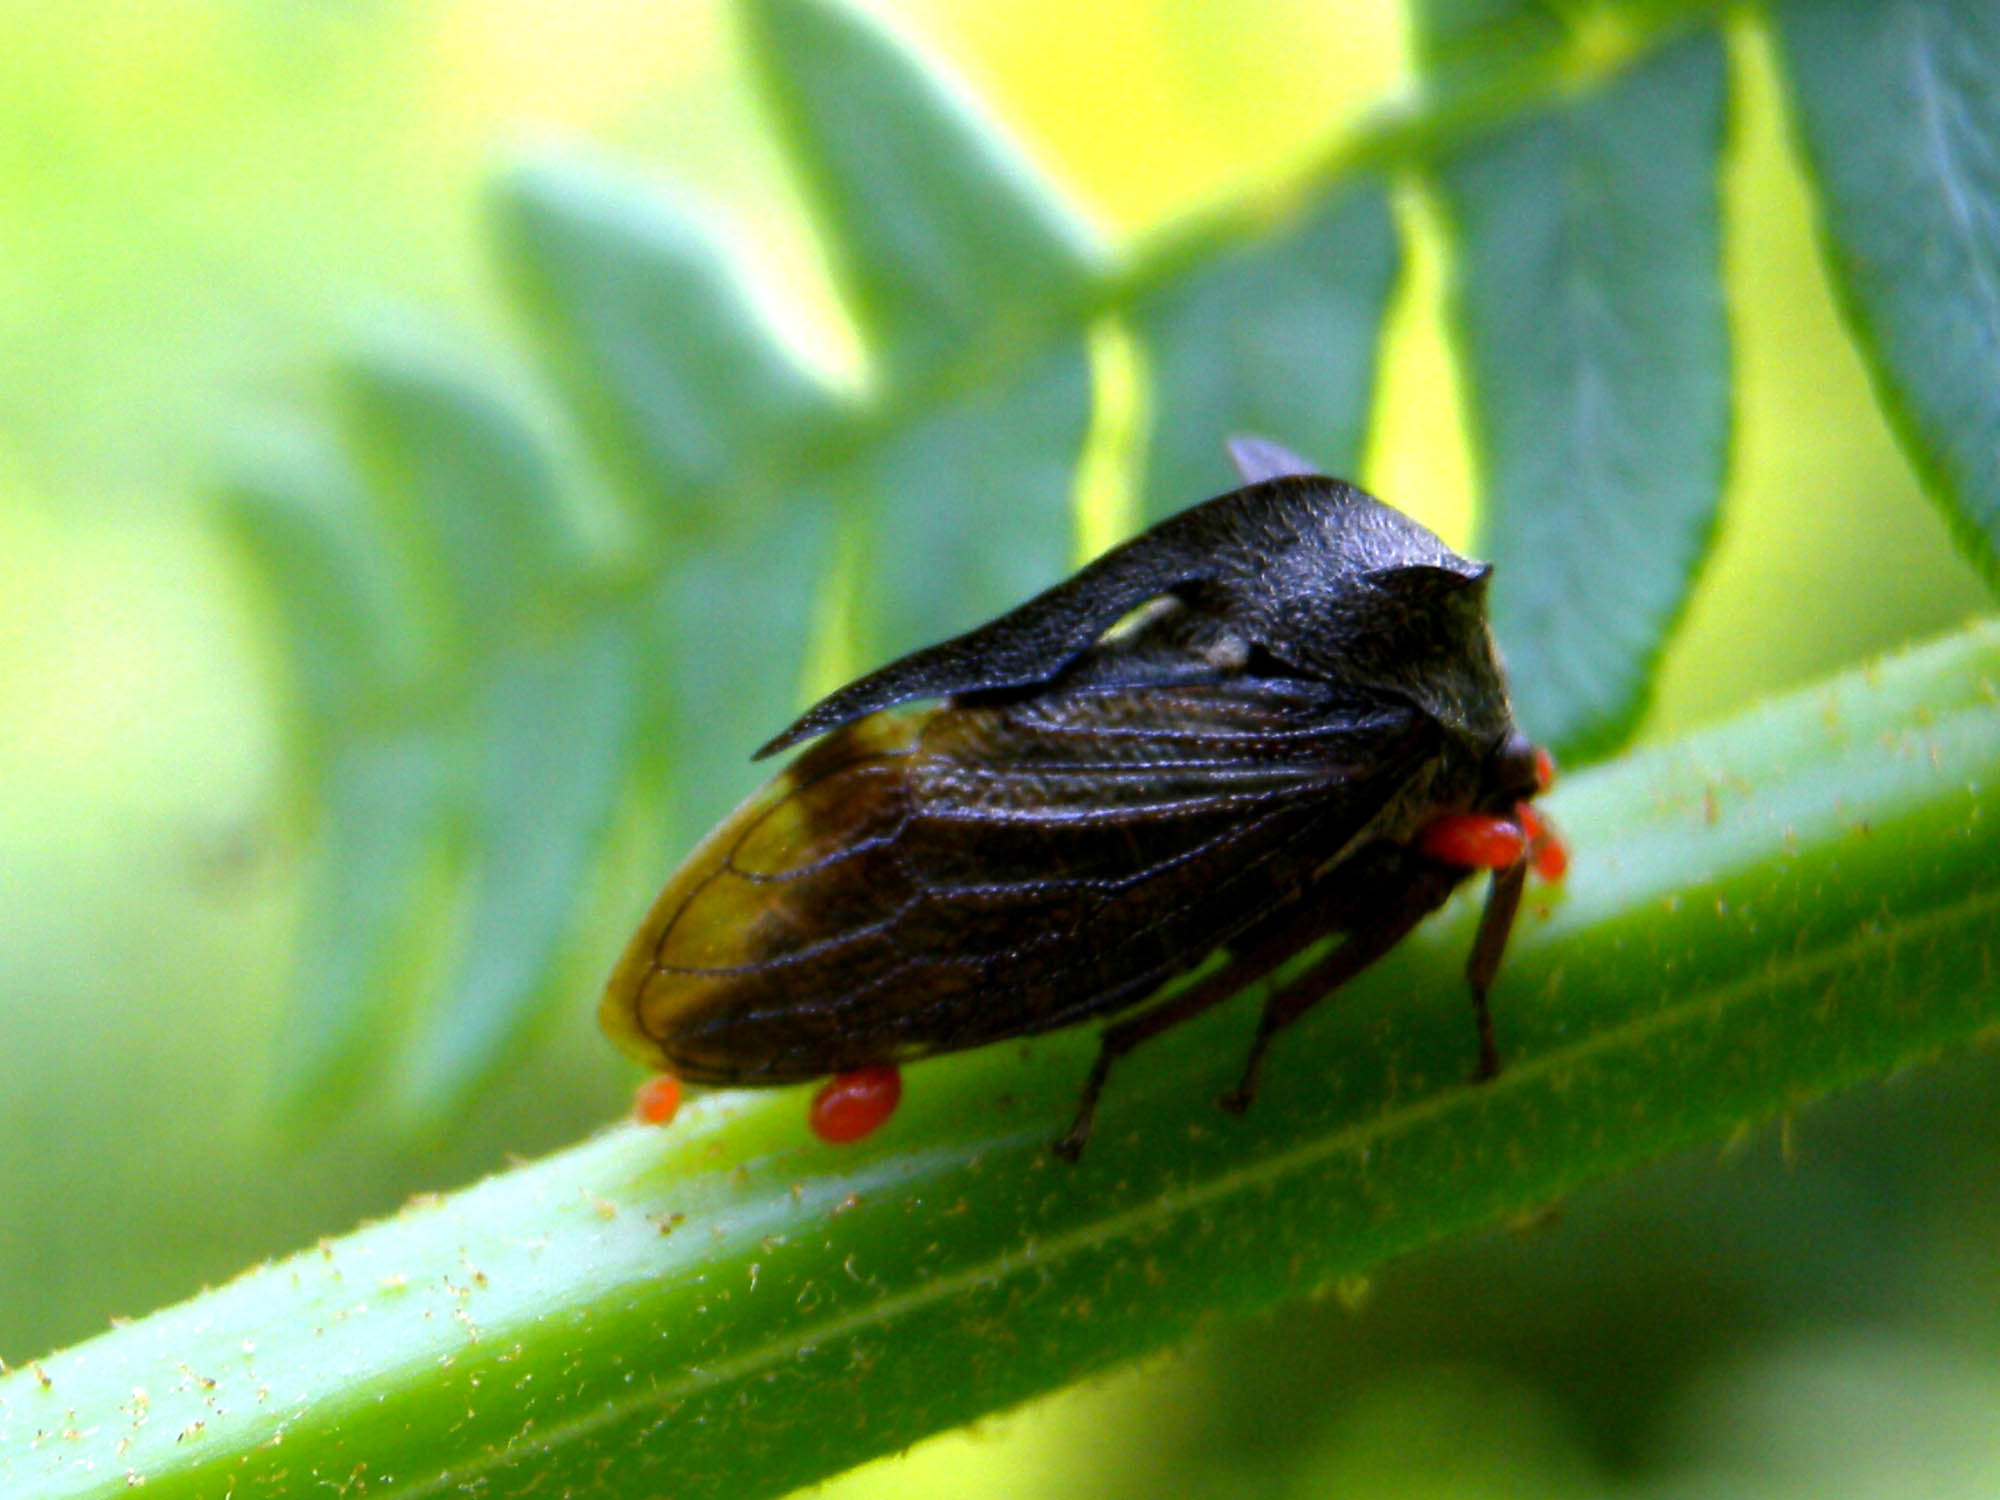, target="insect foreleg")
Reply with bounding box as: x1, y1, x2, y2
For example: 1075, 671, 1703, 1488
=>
1464, 856, 1529, 1080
